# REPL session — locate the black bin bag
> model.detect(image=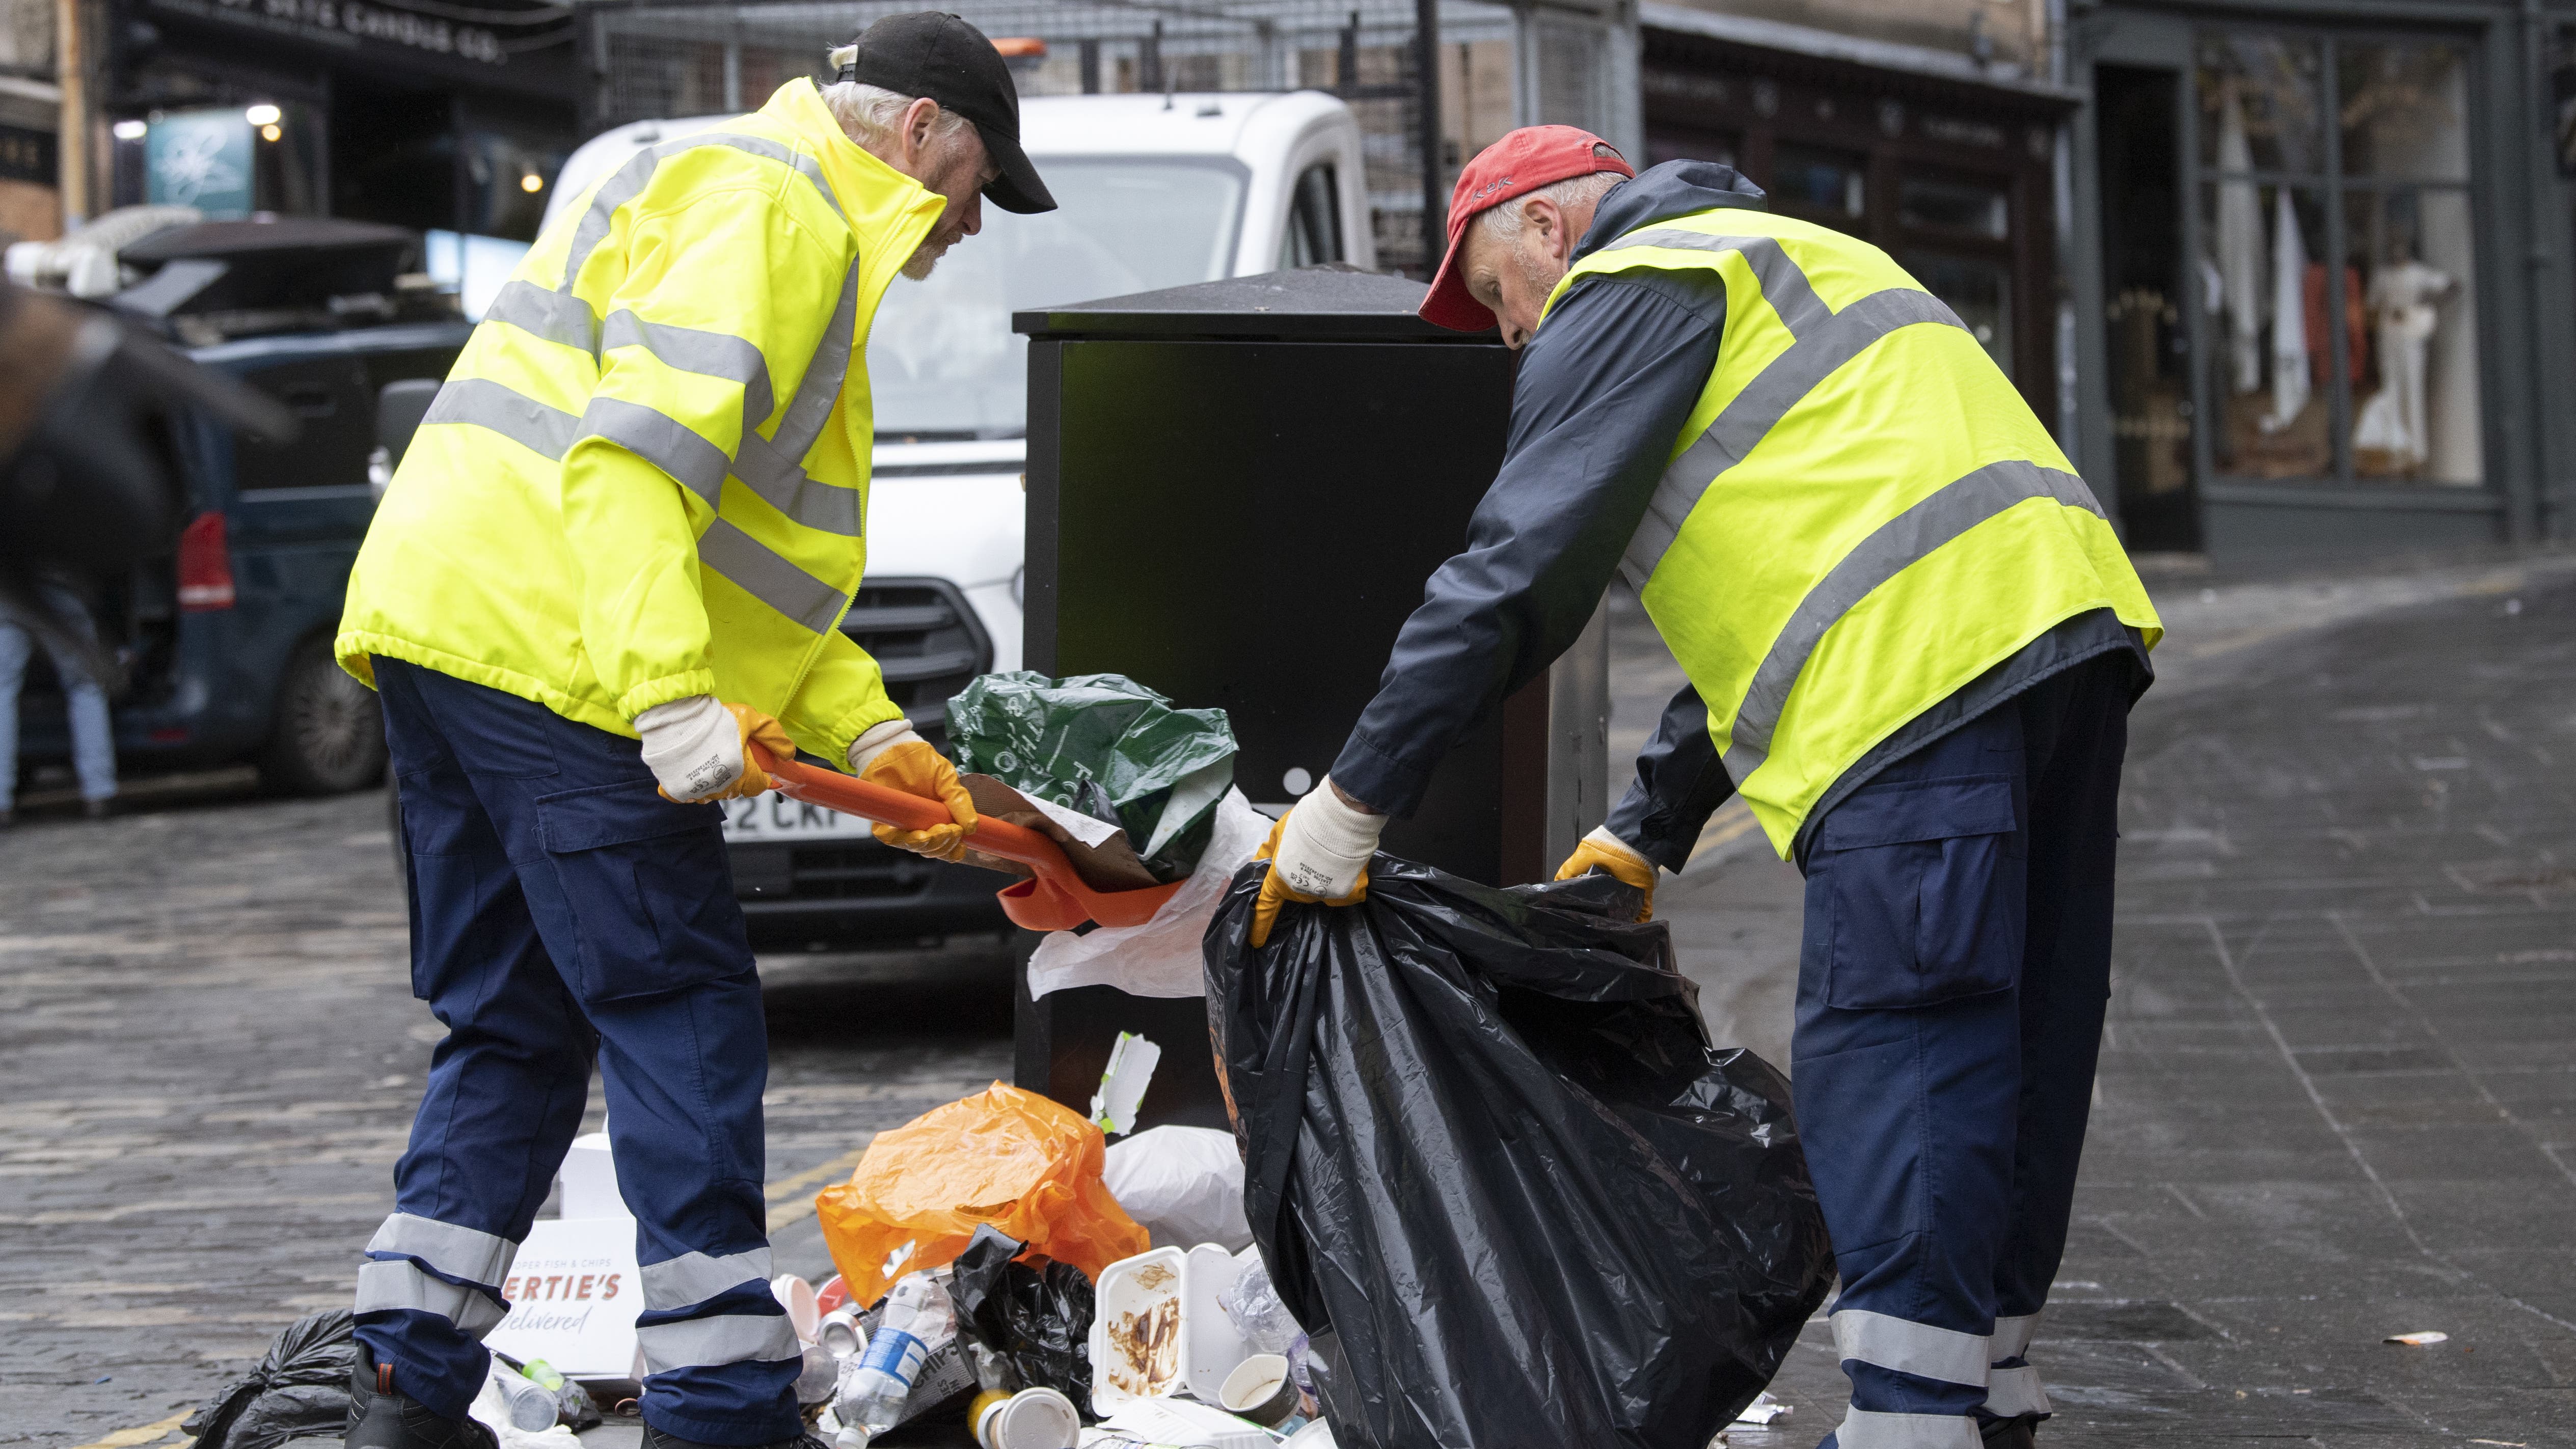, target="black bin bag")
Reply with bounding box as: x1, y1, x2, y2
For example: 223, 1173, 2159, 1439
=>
1205, 860, 1835, 1449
